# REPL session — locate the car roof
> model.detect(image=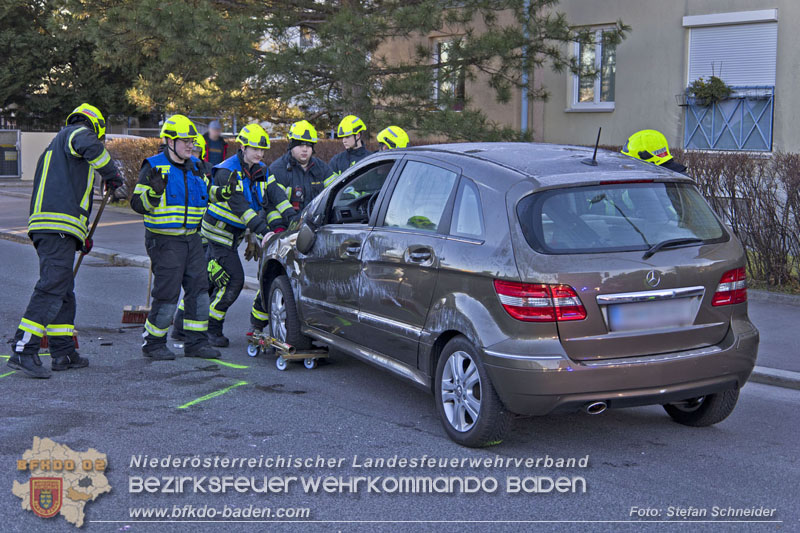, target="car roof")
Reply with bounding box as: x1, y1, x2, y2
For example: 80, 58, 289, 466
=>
404, 142, 693, 189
